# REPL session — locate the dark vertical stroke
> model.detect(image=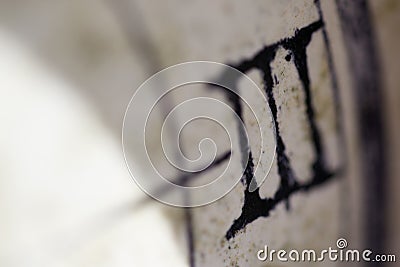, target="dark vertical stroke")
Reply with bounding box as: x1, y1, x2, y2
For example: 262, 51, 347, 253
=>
282, 19, 329, 181
335, 0, 387, 254
225, 86, 253, 177
256, 46, 298, 208
217, 67, 271, 239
